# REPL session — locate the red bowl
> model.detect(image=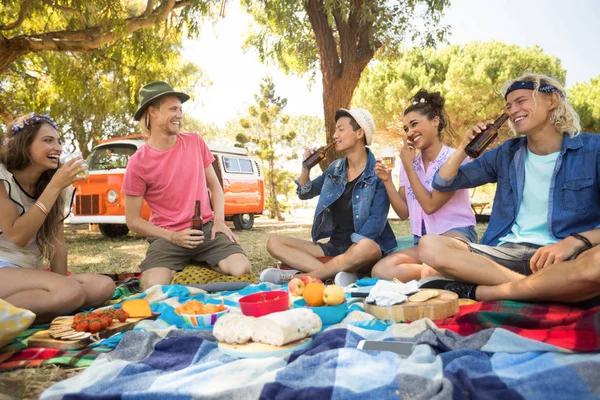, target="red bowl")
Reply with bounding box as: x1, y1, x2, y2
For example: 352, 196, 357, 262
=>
238, 291, 289, 317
